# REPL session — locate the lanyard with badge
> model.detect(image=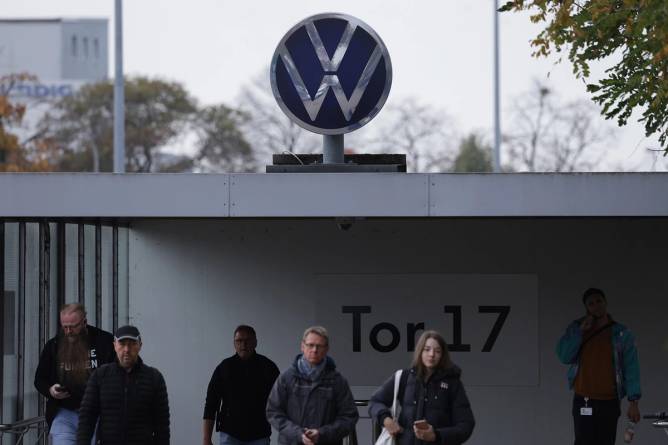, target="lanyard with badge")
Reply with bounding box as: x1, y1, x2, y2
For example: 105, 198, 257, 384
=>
577, 322, 614, 417
581, 397, 593, 416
